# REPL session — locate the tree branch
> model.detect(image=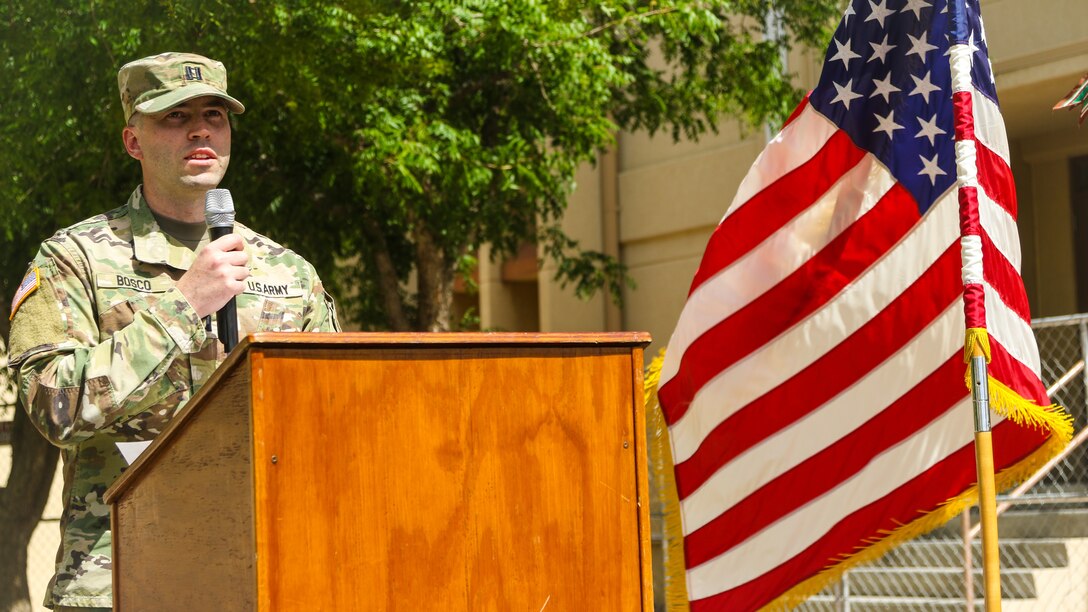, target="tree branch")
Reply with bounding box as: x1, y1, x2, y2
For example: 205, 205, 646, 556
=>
583, 6, 680, 38
414, 223, 452, 332
362, 221, 412, 332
